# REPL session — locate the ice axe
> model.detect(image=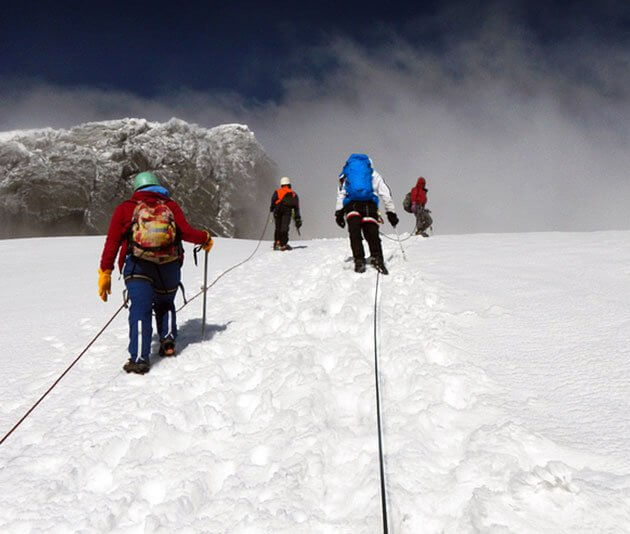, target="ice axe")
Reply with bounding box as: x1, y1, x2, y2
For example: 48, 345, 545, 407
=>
293, 212, 301, 236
